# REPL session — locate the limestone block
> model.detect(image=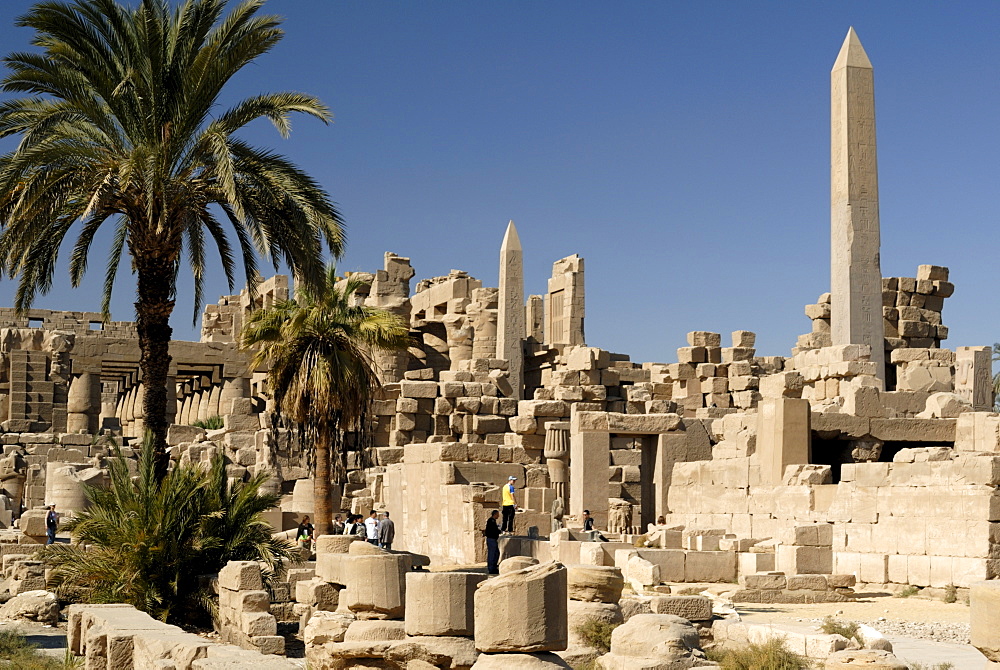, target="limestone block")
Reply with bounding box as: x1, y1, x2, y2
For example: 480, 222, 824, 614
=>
683, 551, 736, 582
19, 509, 47, 537
241, 611, 277, 636
740, 574, 786, 589
625, 556, 659, 589
500, 556, 539, 575
471, 652, 571, 670
405, 571, 485, 636
732, 330, 756, 347
0, 590, 58, 624
131, 629, 213, 669
823, 649, 907, 669
343, 619, 406, 641
474, 561, 568, 652
303, 610, 356, 646
296, 578, 340, 611
787, 575, 828, 591
219, 561, 263, 591
343, 553, 409, 618
648, 595, 711, 621
601, 614, 699, 664
918, 392, 969, 419
400, 381, 439, 398
777, 546, 832, 575
972, 581, 1000, 661
566, 565, 623, 603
